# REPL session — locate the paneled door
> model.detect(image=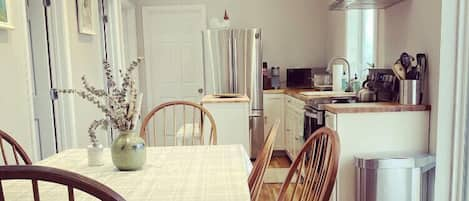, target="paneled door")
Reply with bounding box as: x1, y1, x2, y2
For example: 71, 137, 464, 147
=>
27, 0, 57, 159
142, 5, 206, 107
